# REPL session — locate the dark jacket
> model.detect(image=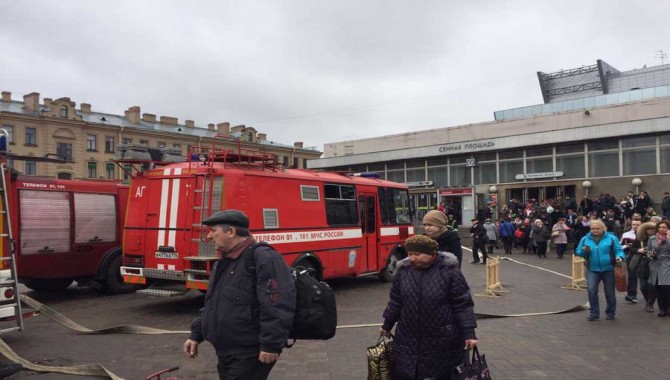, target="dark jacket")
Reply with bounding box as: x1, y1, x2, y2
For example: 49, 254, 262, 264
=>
499, 220, 515, 238
470, 223, 487, 243
190, 238, 296, 356
428, 230, 463, 268
382, 252, 477, 379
